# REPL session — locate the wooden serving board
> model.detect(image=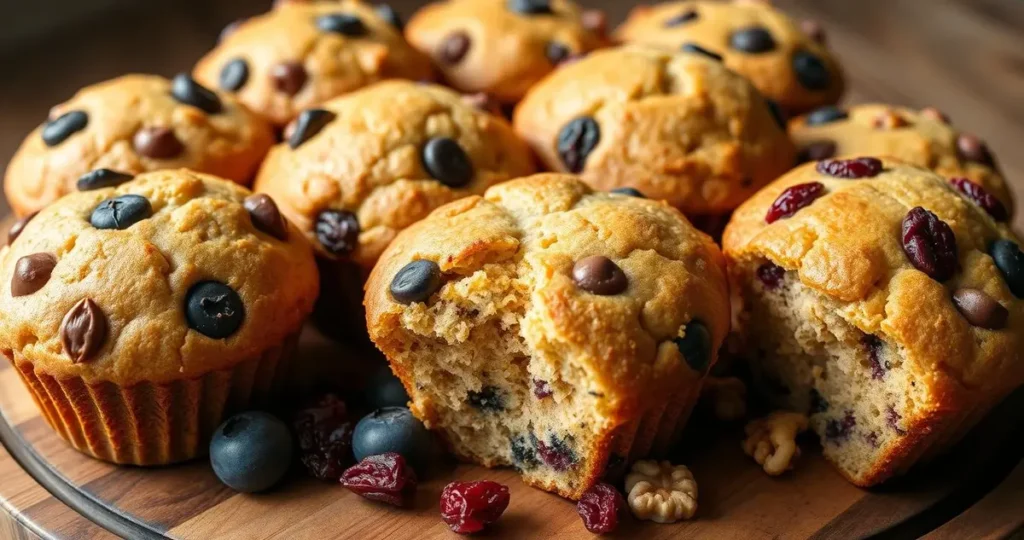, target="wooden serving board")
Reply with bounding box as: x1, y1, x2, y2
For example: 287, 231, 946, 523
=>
1, 325, 1023, 540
